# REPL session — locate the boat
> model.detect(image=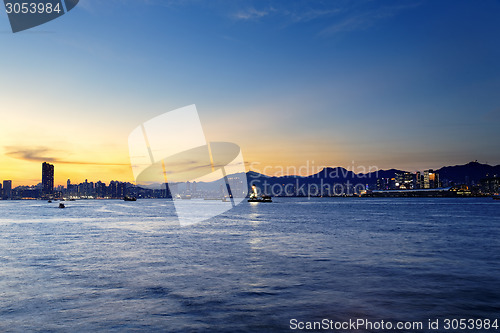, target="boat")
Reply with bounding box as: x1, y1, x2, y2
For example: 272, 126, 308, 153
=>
123, 196, 137, 201
493, 195, 500, 200
248, 185, 272, 202
248, 195, 272, 203
48, 200, 52, 203
59, 203, 65, 209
